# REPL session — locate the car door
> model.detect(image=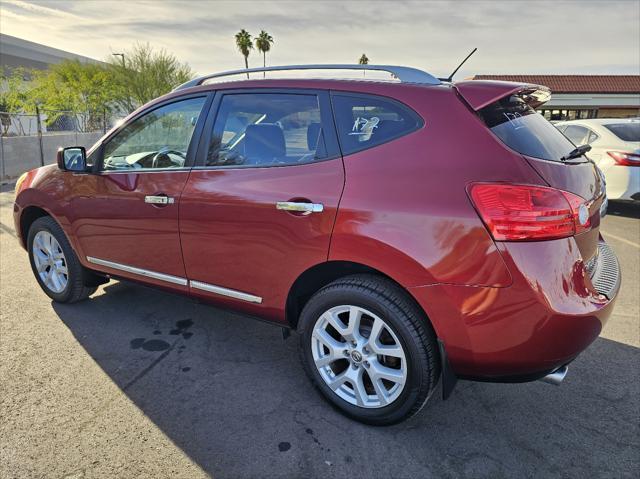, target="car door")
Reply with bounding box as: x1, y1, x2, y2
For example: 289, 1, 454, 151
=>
71, 94, 211, 290
179, 89, 344, 321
